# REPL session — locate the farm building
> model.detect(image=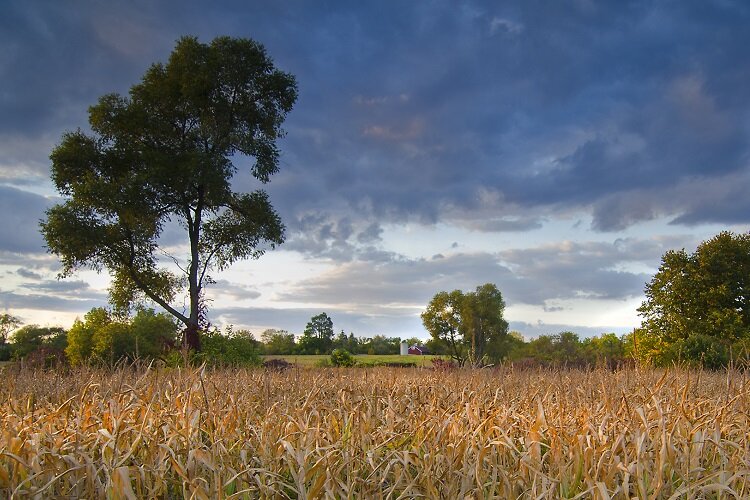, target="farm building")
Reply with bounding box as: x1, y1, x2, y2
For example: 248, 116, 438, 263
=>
408, 345, 431, 355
